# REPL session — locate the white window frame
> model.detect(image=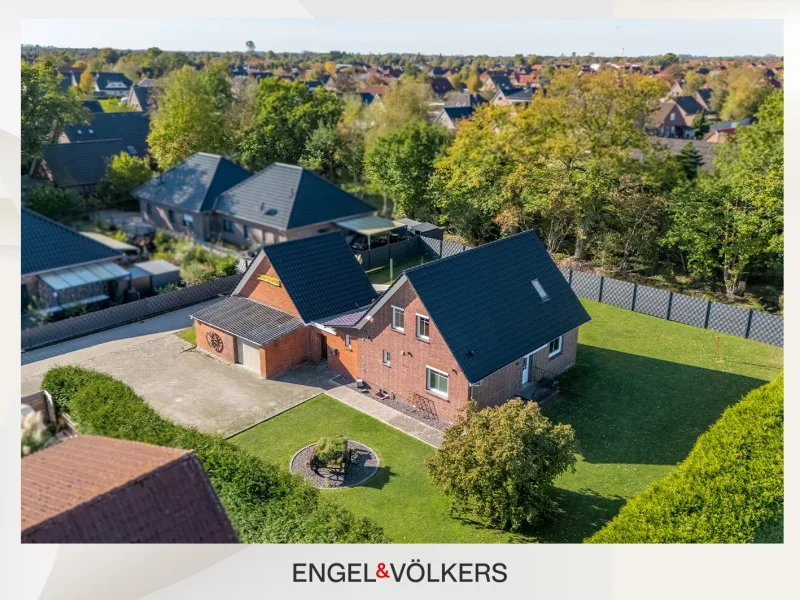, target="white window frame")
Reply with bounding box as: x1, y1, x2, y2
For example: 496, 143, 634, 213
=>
345, 334, 352, 348
182, 214, 194, 228
670, 112, 676, 121
382, 350, 391, 366
426, 366, 449, 399
391, 306, 405, 332
416, 314, 430, 341
548, 335, 563, 358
